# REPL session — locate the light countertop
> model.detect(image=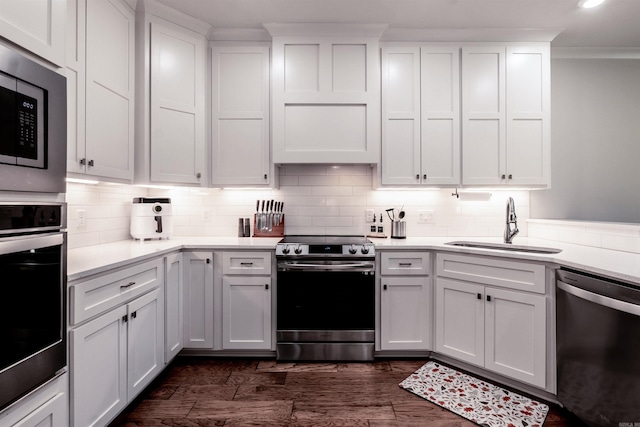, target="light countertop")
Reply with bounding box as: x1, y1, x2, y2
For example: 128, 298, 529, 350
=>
67, 235, 640, 285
